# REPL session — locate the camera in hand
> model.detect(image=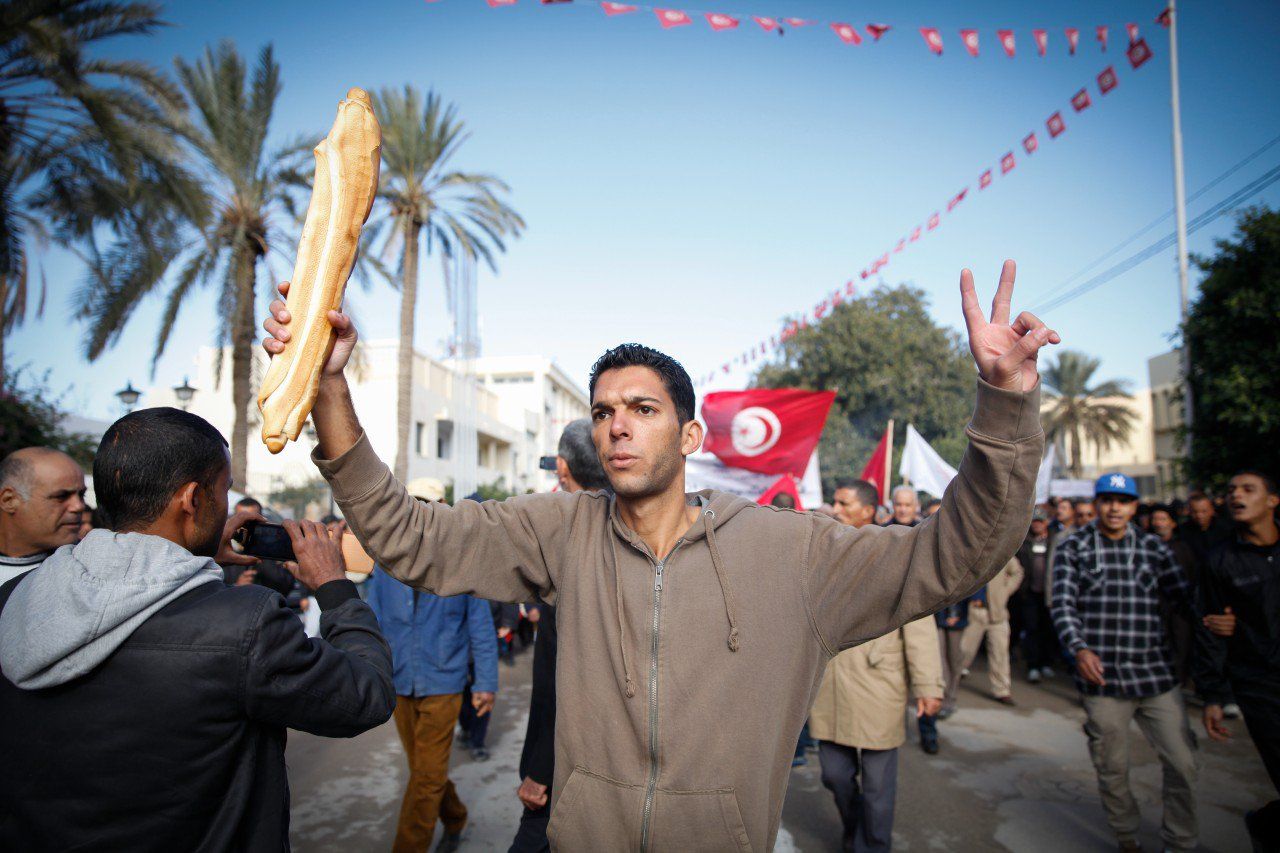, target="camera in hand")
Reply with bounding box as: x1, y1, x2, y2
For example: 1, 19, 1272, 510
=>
233, 521, 296, 562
